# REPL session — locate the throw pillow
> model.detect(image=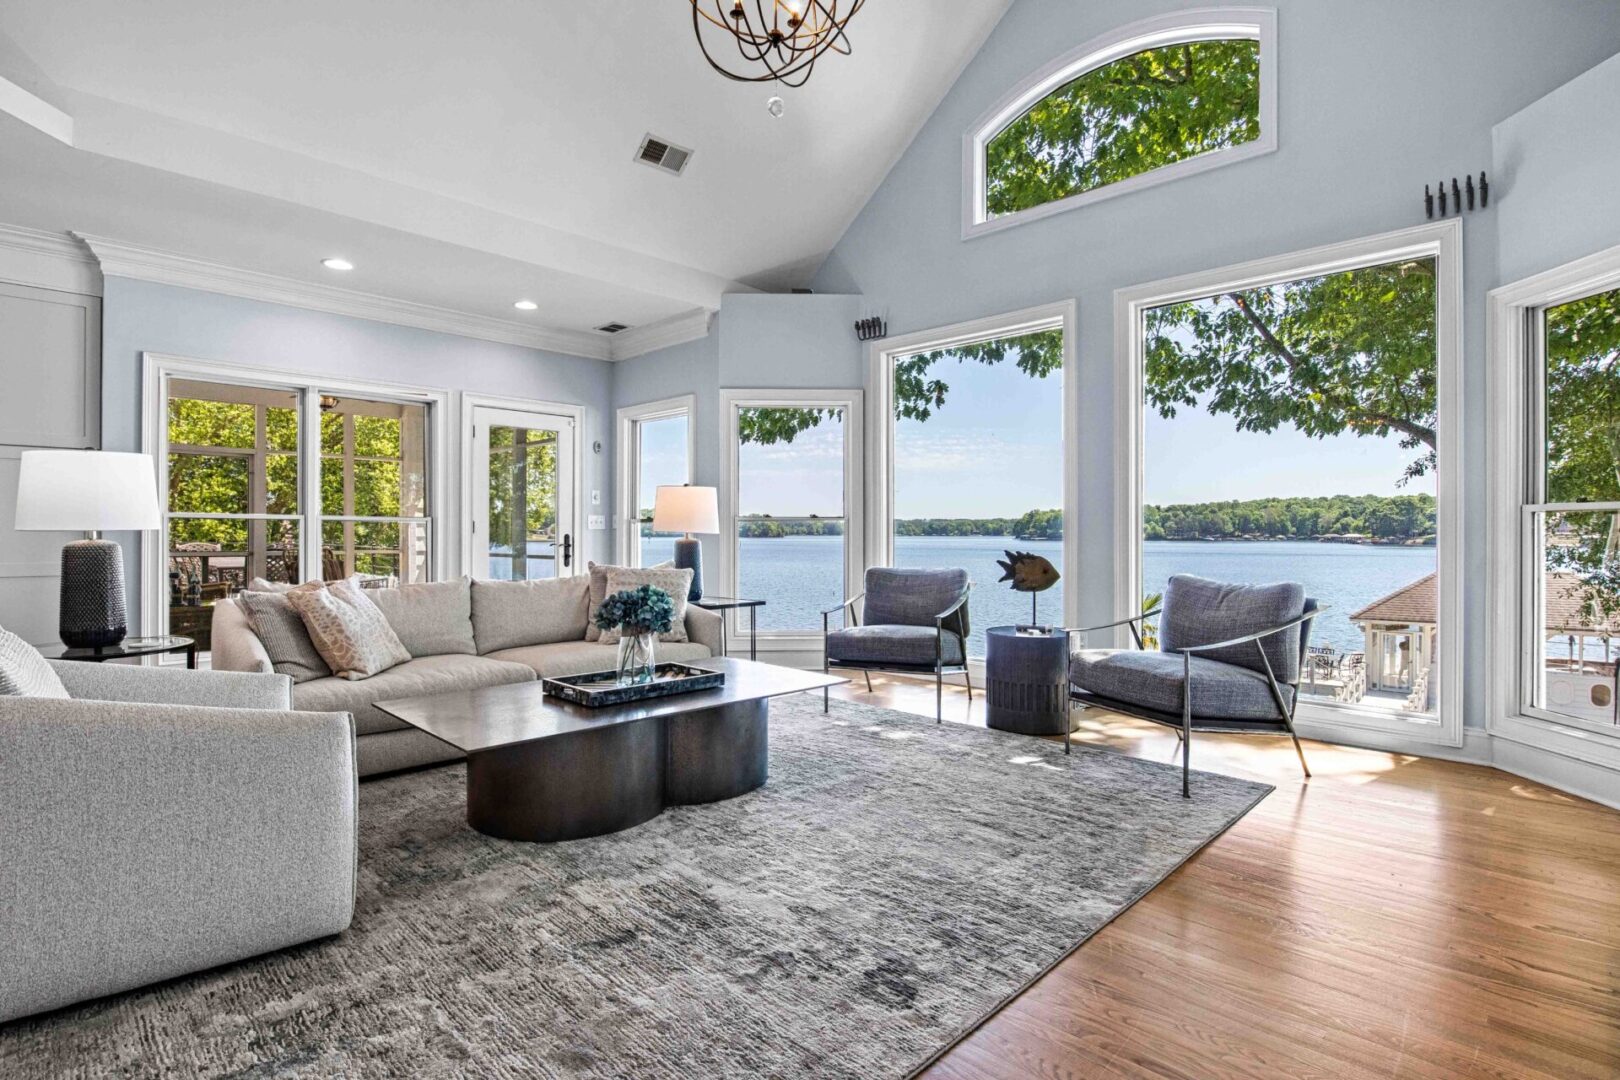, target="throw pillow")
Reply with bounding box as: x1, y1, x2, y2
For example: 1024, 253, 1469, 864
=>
0, 625, 70, 699
585, 560, 673, 641
247, 577, 297, 594
469, 577, 590, 654
369, 577, 477, 657
285, 577, 411, 681
598, 567, 693, 644
237, 591, 333, 683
